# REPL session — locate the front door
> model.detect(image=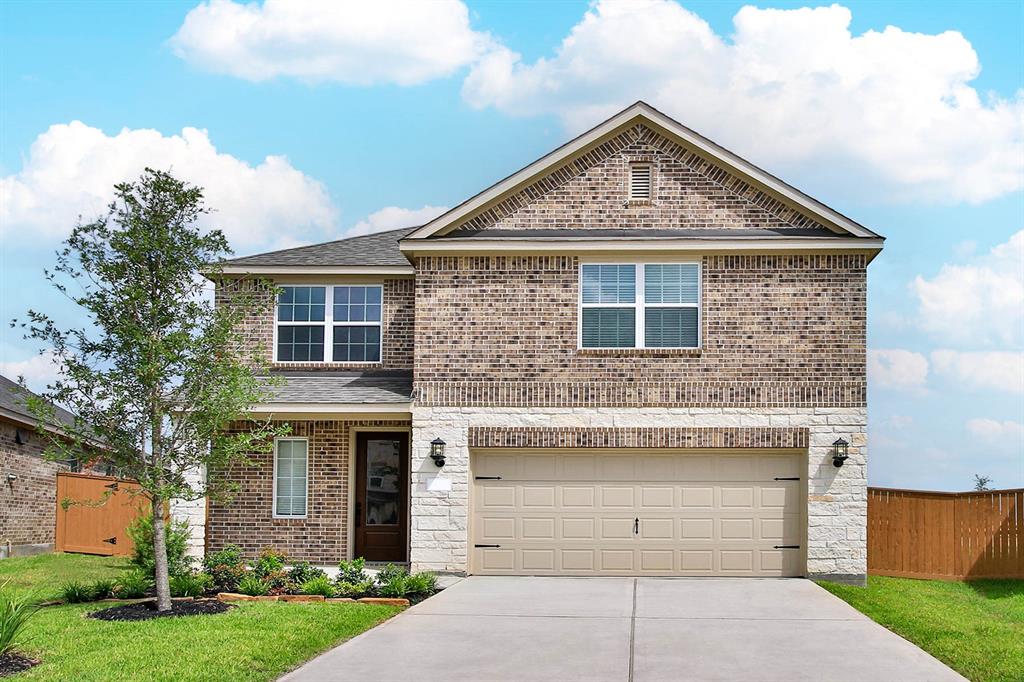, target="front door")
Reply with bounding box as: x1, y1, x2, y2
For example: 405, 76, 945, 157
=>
354, 432, 409, 562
